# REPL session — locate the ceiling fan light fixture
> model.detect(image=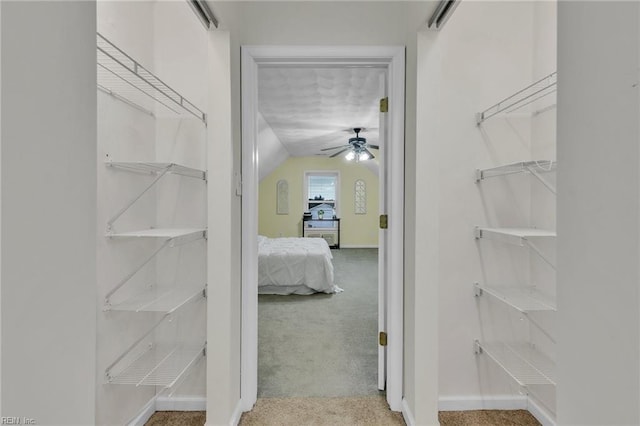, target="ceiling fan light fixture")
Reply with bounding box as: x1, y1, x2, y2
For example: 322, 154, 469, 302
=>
345, 151, 356, 161
359, 151, 371, 161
